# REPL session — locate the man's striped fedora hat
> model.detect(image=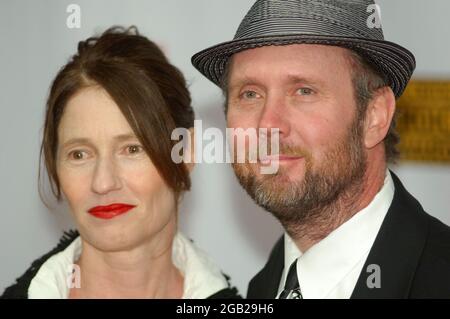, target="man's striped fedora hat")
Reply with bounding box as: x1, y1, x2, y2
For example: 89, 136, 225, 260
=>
191, 0, 415, 98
